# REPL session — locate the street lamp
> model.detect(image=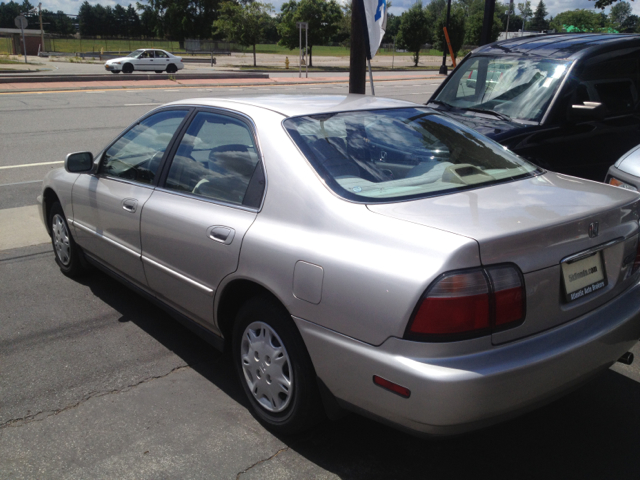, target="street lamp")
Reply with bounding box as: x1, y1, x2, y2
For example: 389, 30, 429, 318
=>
439, 0, 452, 75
